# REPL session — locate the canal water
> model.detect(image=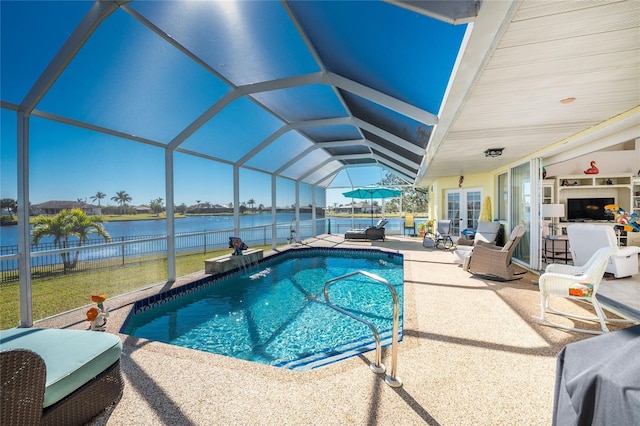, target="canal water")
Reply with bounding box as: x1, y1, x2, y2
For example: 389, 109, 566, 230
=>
0, 213, 405, 248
